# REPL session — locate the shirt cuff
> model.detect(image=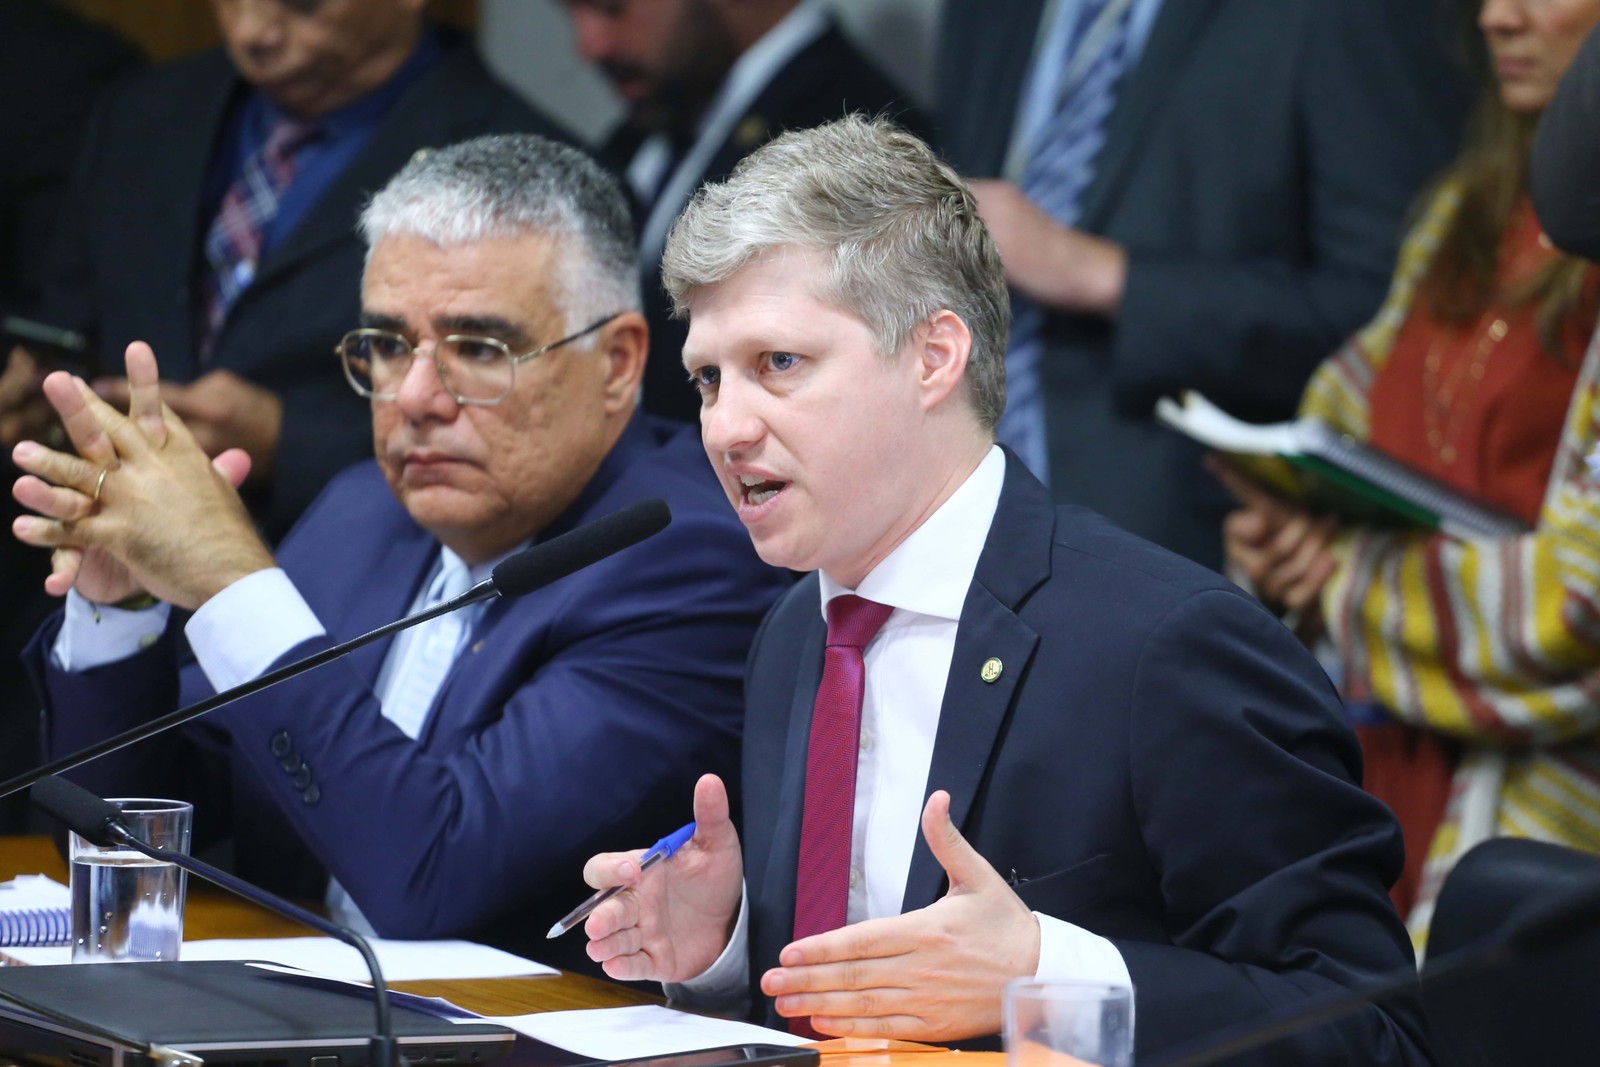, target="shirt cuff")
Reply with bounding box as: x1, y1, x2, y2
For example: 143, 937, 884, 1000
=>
53, 589, 172, 672
1034, 912, 1134, 991
185, 568, 326, 692
665, 883, 751, 1015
